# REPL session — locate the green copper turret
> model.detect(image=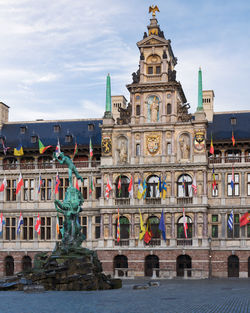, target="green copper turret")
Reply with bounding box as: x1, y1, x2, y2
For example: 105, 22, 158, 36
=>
105, 73, 111, 114
197, 67, 203, 111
